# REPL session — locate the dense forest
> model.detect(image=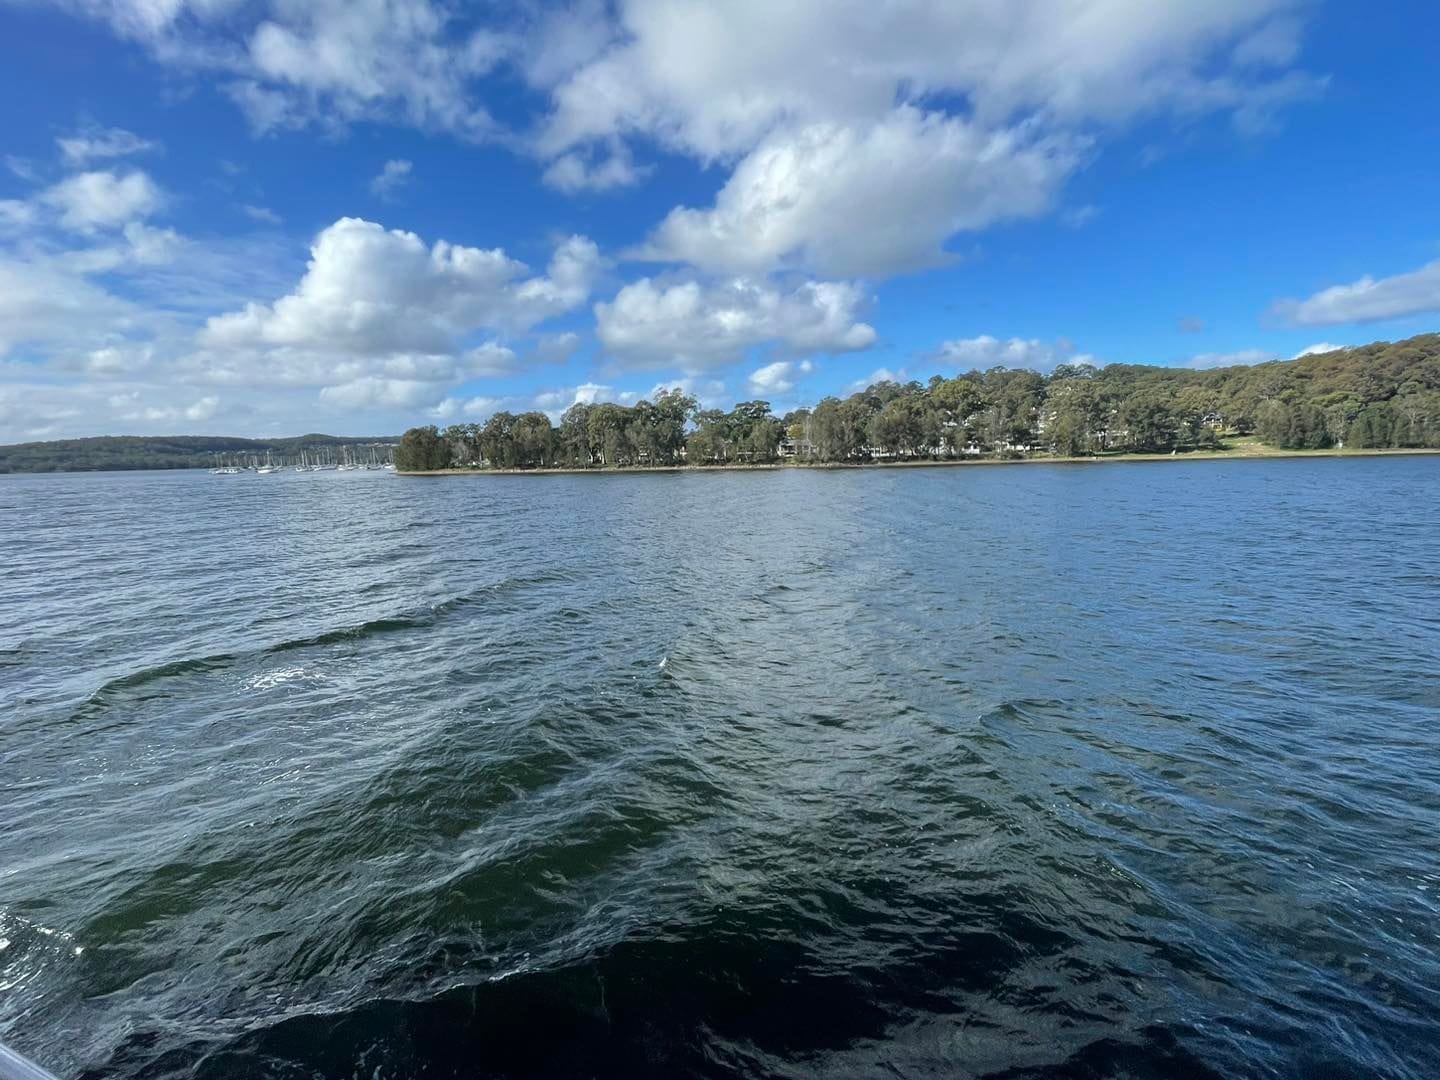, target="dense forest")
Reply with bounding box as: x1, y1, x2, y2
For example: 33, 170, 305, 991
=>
0, 434, 397, 473
396, 334, 1440, 471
